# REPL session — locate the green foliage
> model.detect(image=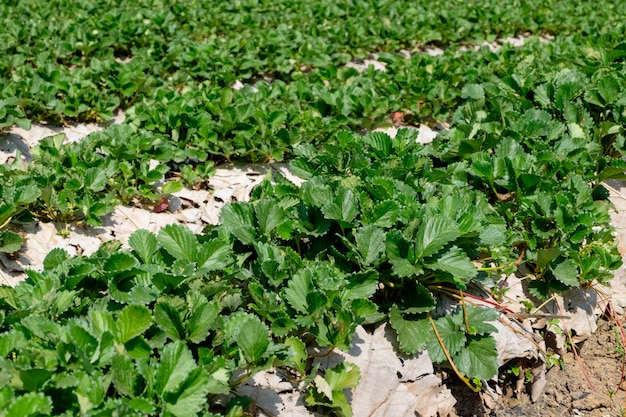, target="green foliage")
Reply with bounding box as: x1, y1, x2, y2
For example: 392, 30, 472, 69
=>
2, 1, 626, 415
306, 363, 361, 417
